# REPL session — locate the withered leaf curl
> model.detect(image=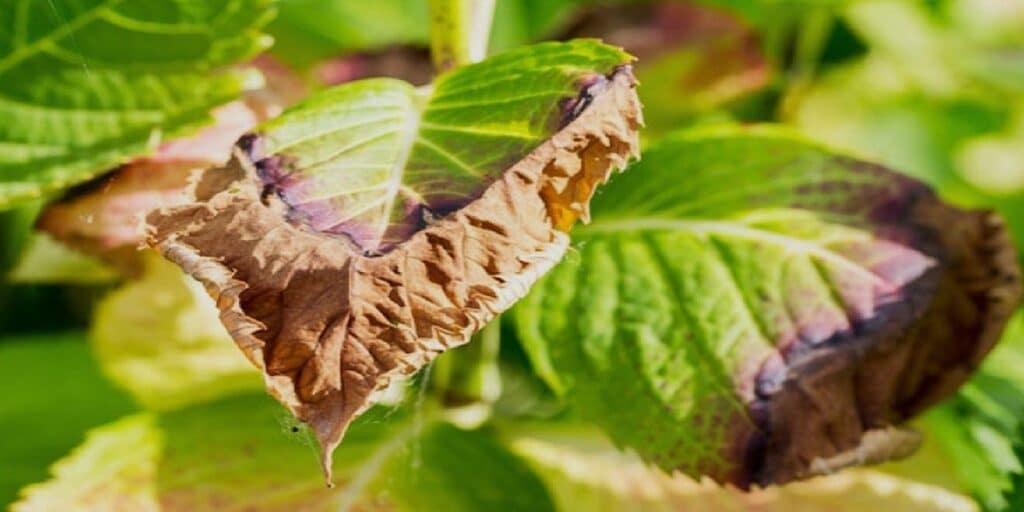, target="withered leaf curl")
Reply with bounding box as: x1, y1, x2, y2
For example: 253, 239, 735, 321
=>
147, 42, 642, 478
